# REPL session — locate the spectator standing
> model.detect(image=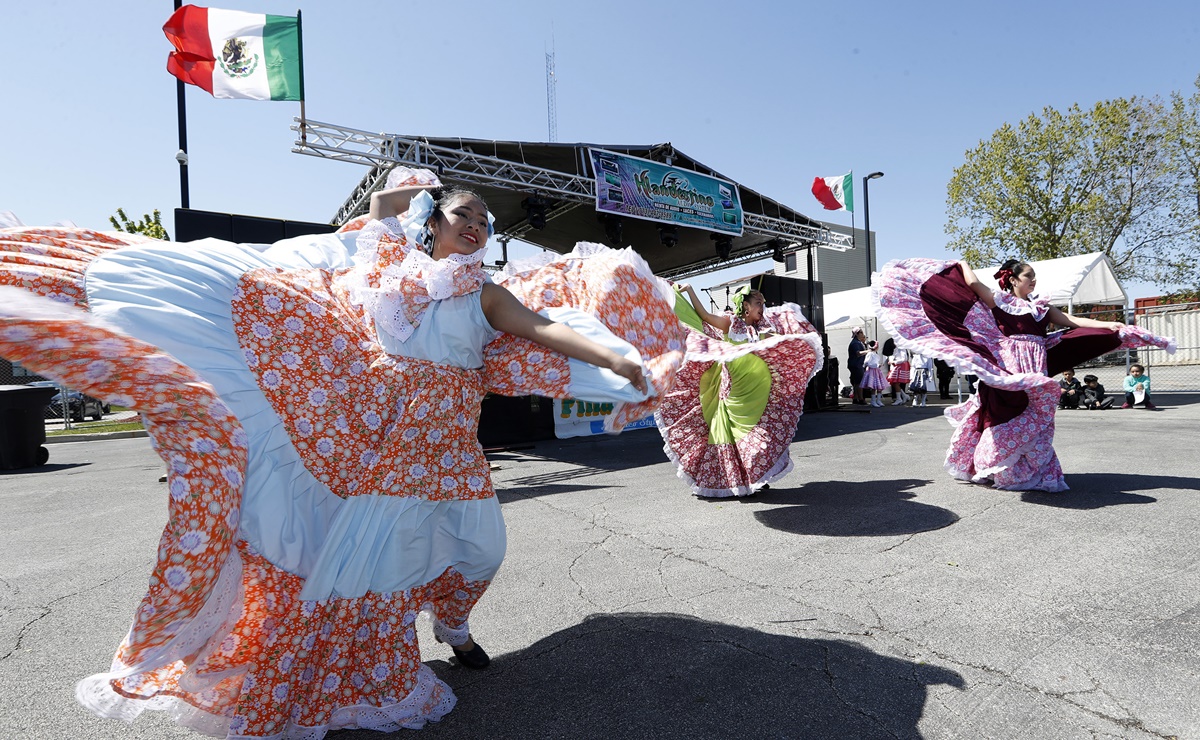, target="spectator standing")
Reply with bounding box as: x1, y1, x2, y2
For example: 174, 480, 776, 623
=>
848, 327, 868, 405
909, 353, 933, 407
934, 358, 955, 399
887, 345, 911, 405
